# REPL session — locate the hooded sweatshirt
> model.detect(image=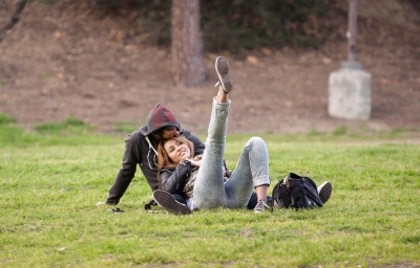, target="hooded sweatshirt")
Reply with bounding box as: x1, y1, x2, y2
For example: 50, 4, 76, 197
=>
106, 104, 205, 205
